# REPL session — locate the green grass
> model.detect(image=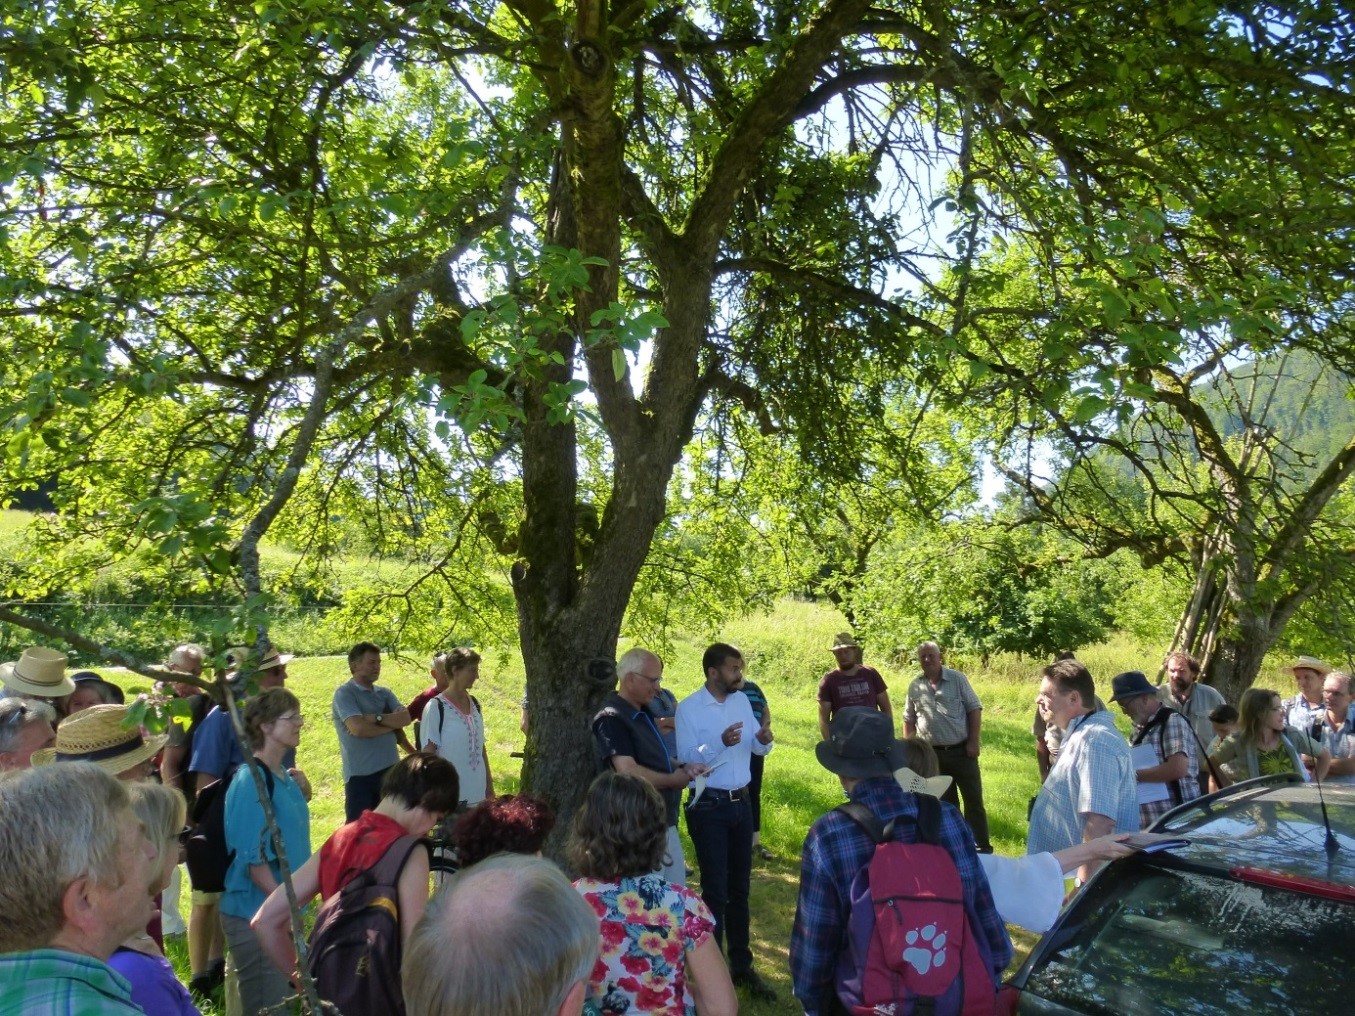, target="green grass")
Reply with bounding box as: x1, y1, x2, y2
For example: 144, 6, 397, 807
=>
140, 599, 1294, 1013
